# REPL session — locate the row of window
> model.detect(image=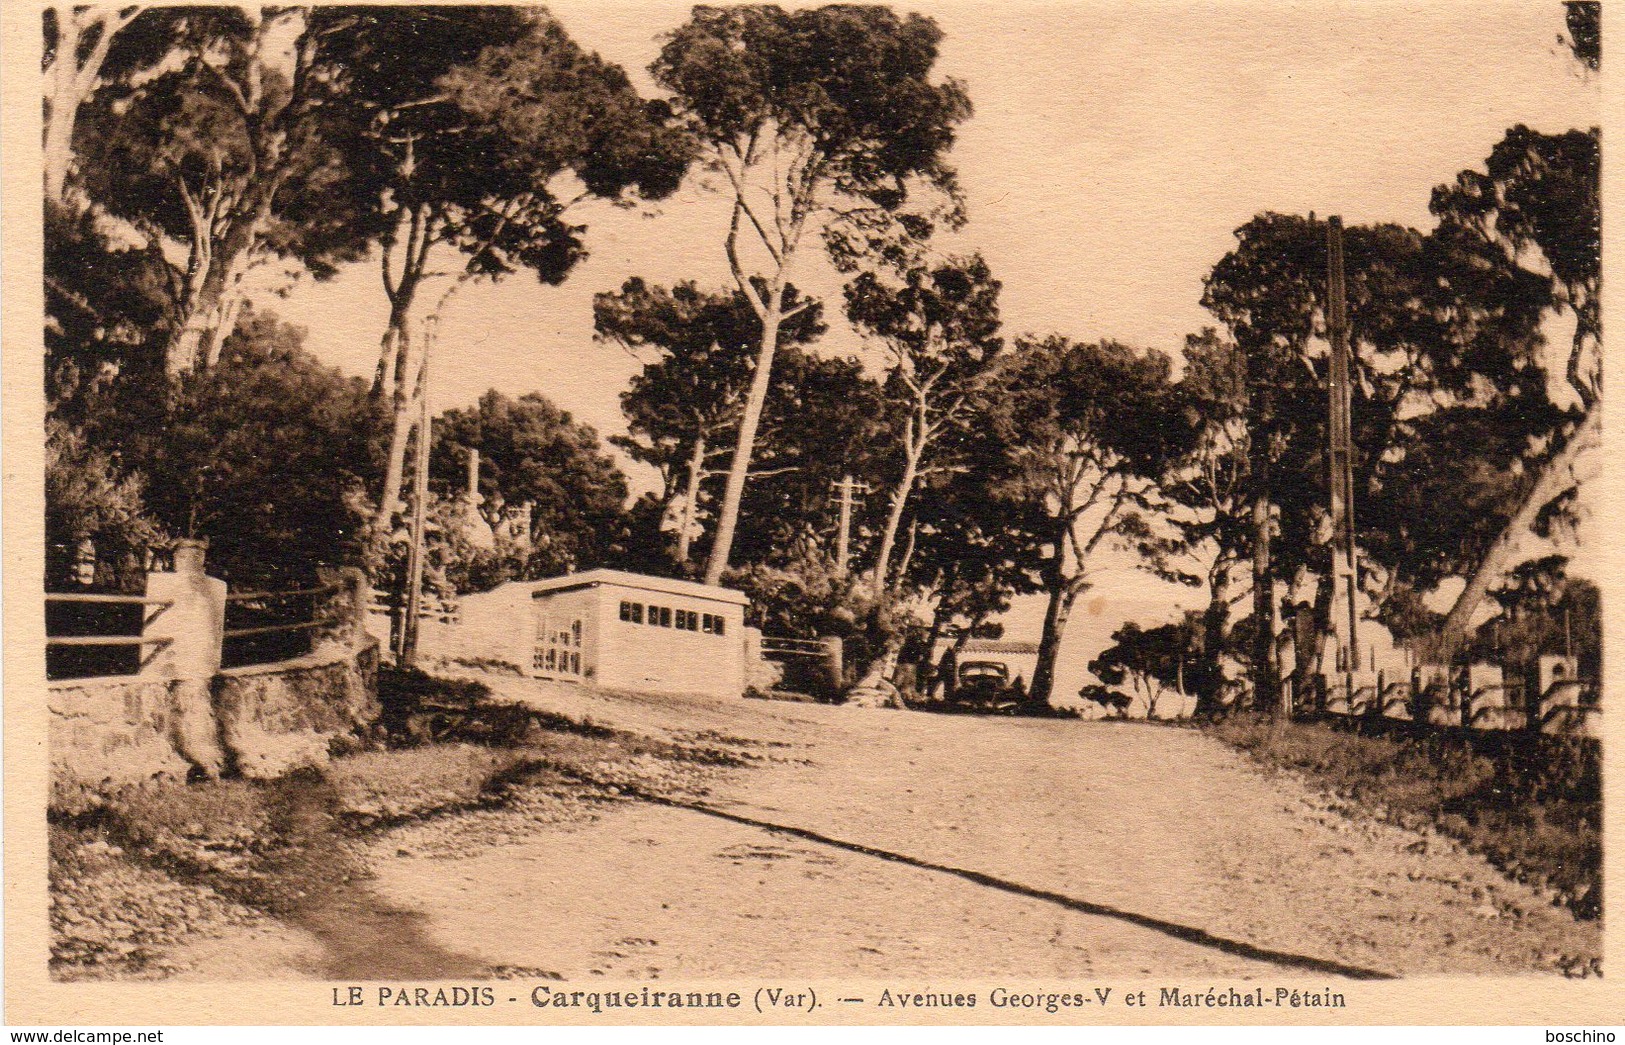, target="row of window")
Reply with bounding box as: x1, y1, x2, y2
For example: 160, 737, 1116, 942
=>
619, 600, 727, 635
